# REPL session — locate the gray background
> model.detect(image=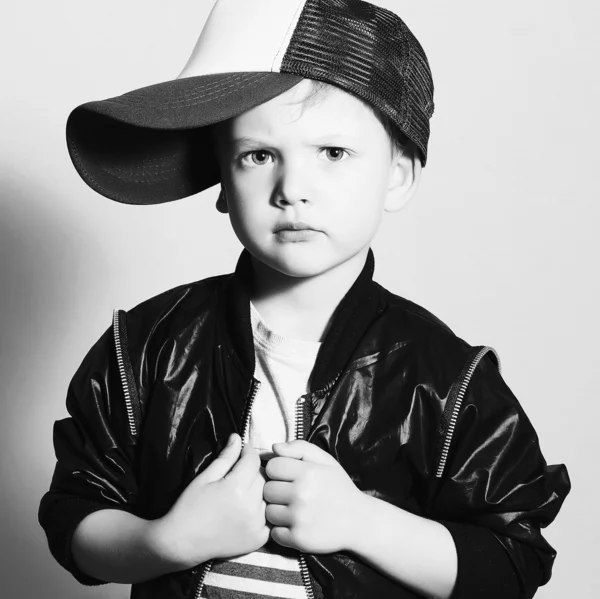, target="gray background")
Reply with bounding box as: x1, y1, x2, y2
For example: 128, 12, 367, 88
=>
1, 0, 598, 596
